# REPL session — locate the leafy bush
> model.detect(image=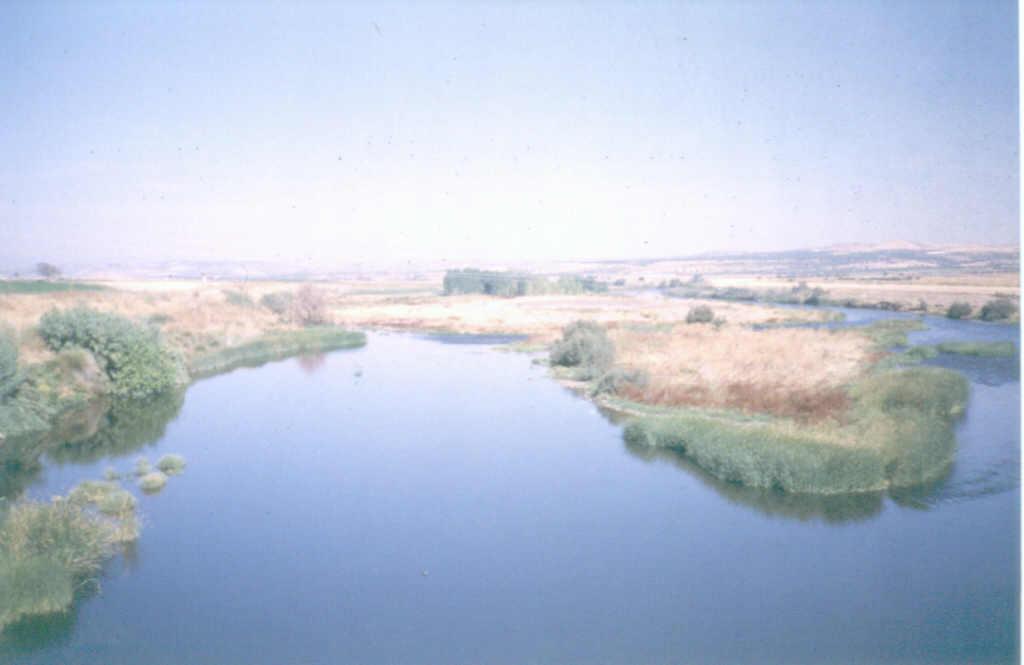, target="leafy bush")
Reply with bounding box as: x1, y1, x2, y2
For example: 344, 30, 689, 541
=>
549, 321, 615, 379
979, 298, 1018, 322
685, 305, 714, 324
37, 308, 180, 399
946, 302, 973, 320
